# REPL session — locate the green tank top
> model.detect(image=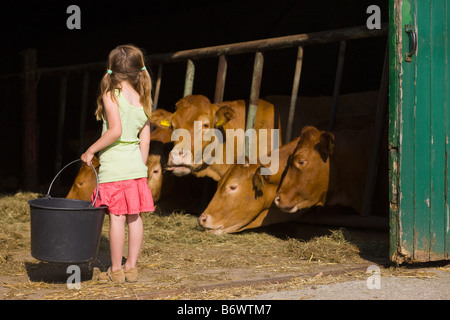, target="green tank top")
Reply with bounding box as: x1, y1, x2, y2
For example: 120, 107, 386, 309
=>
98, 89, 149, 183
